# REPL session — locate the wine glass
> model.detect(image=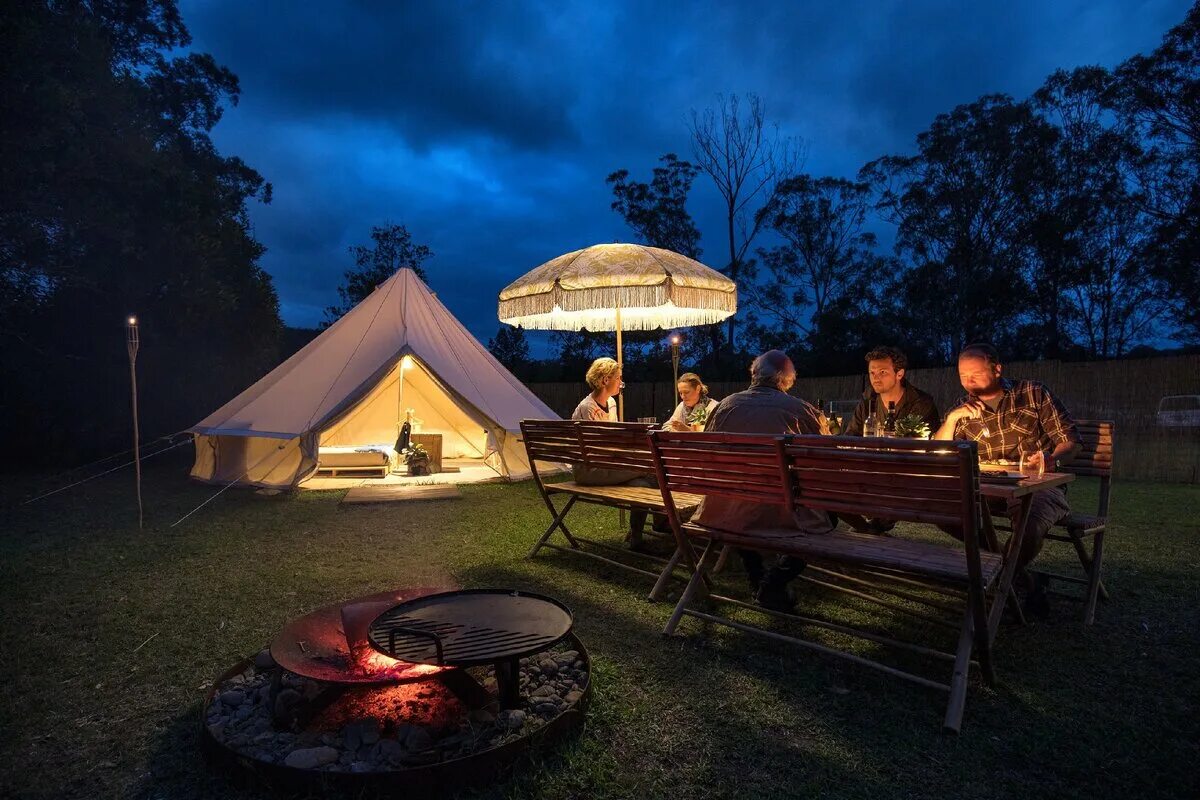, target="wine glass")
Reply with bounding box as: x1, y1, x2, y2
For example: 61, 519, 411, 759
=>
1018, 440, 1045, 479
